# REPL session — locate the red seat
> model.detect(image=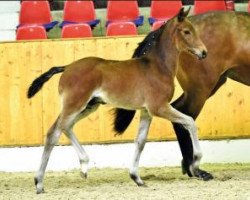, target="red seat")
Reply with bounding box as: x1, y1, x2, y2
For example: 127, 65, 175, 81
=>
16, 26, 47, 40
106, 1, 143, 26
151, 21, 165, 31
62, 0, 100, 28
106, 22, 137, 36
149, 0, 182, 25
248, 0, 250, 13
61, 24, 92, 38
194, 0, 227, 15
225, 0, 235, 11
19, 1, 58, 31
